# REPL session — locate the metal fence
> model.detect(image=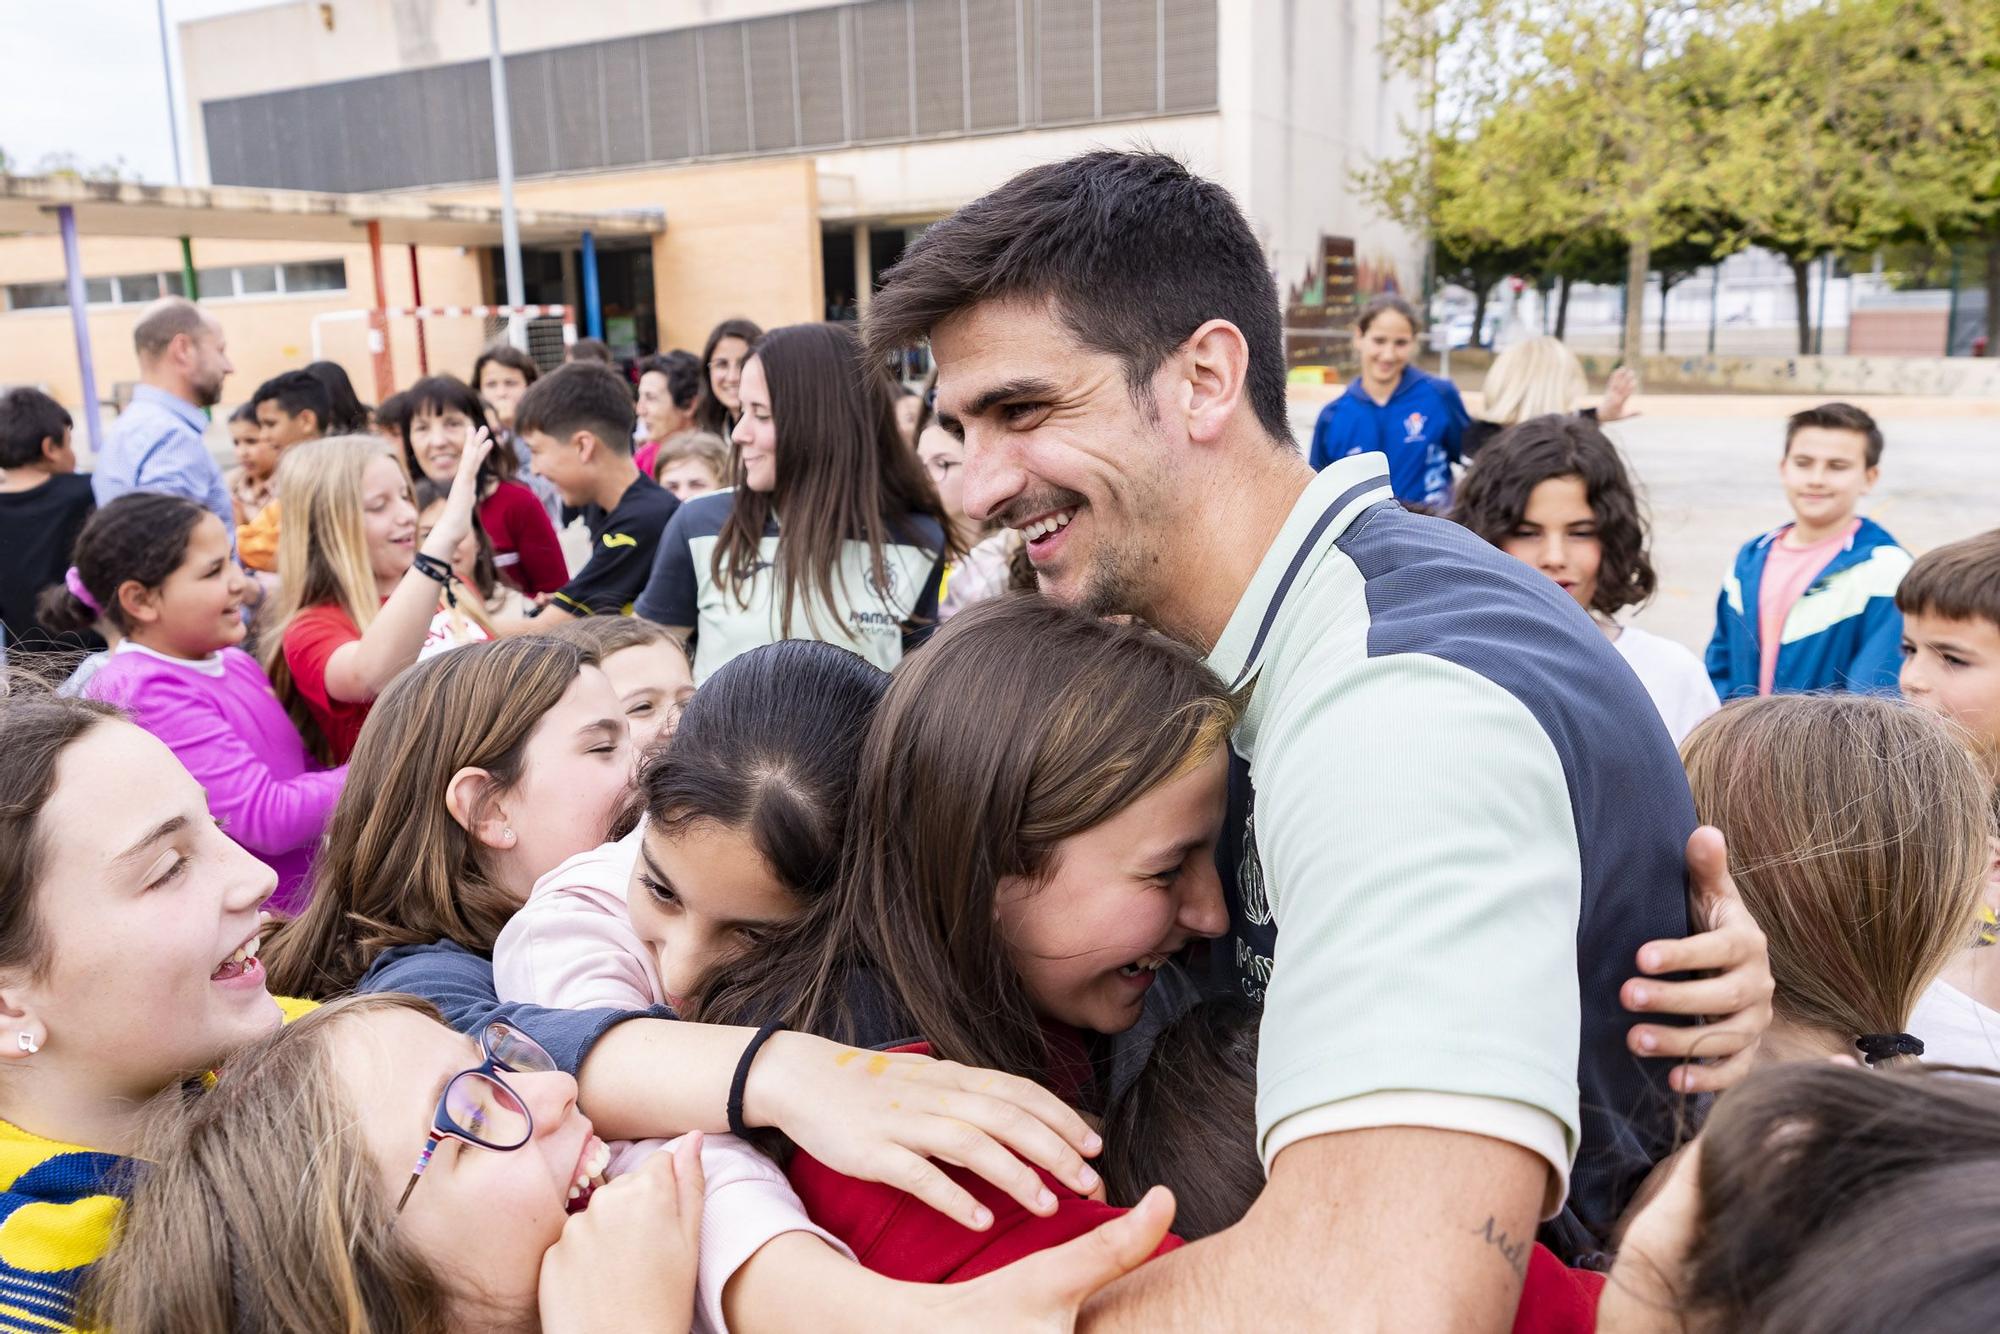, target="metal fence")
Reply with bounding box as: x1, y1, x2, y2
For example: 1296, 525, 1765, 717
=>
203, 0, 1220, 194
